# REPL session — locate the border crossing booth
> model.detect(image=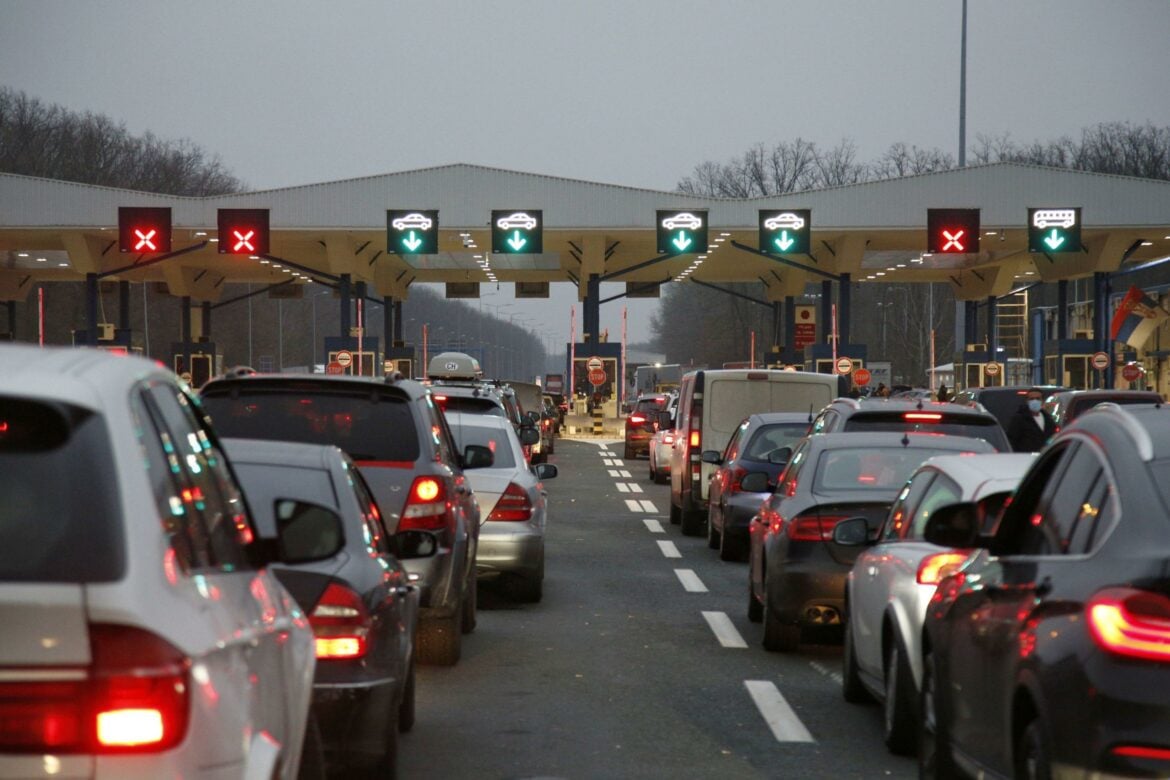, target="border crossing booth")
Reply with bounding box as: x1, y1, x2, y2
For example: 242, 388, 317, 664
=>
171, 342, 221, 388
384, 343, 416, 378
953, 346, 1005, 389
803, 343, 867, 377
569, 342, 622, 418
323, 335, 380, 376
